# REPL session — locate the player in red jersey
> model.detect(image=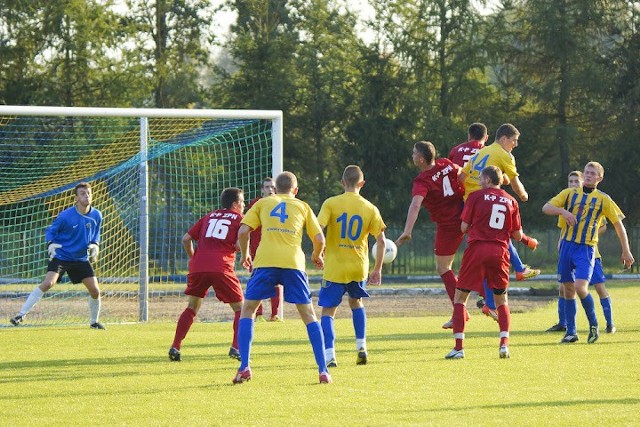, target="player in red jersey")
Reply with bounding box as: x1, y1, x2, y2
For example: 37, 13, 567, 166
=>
169, 187, 246, 362
396, 140, 466, 328
248, 177, 283, 321
445, 166, 523, 359
448, 122, 488, 168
